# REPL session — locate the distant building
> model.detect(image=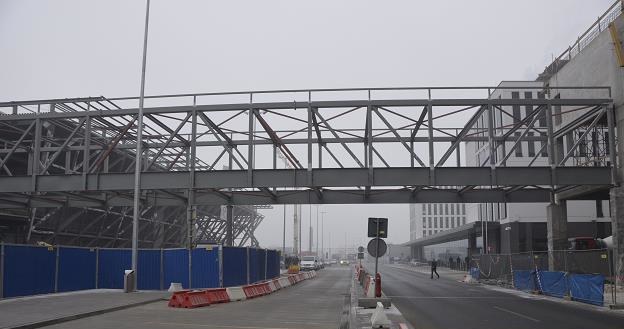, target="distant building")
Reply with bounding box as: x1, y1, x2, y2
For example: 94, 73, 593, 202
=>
409, 203, 468, 241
